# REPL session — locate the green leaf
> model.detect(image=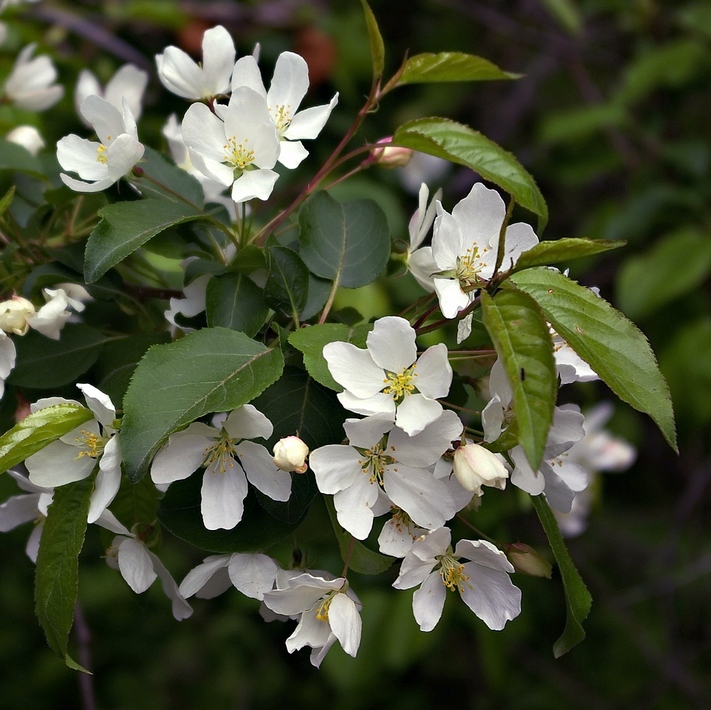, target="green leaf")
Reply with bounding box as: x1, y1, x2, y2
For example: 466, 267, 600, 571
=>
121, 328, 284, 482
513, 238, 625, 272
35, 477, 93, 672
133, 146, 205, 207
397, 52, 519, 85
531, 495, 592, 657
299, 192, 391, 289
0, 403, 93, 475
84, 198, 206, 283
0, 139, 45, 176
510, 267, 677, 450
539, 103, 628, 145
616, 228, 711, 320
95, 333, 172, 407
359, 0, 384, 79
264, 246, 309, 322
288, 323, 372, 391
300, 273, 332, 321
392, 118, 547, 224
8, 324, 110, 389
481, 289, 556, 469
206, 272, 268, 337
325, 497, 393, 575
0, 185, 15, 217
